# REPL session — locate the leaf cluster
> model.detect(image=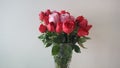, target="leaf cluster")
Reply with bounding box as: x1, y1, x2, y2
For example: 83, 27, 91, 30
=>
38, 31, 91, 55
